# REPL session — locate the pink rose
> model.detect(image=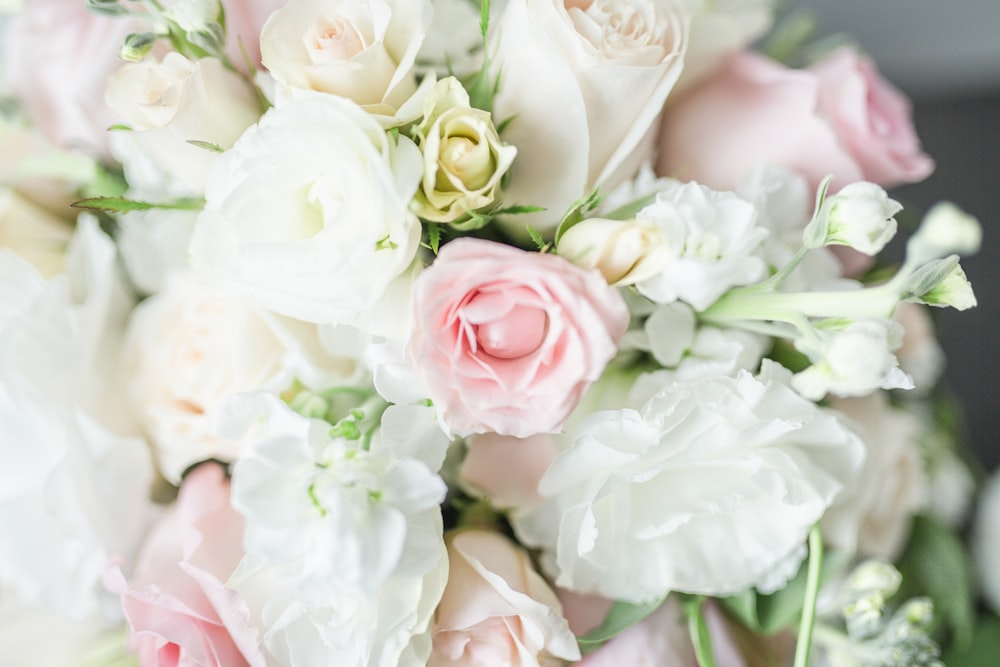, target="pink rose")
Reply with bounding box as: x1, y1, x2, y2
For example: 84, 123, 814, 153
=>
429, 530, 580, 667
222, 0, 288, 66
106, 463, 265, 667
2, 0, 143, 157
407, 239, 628, 438
658, 50, 932, 192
